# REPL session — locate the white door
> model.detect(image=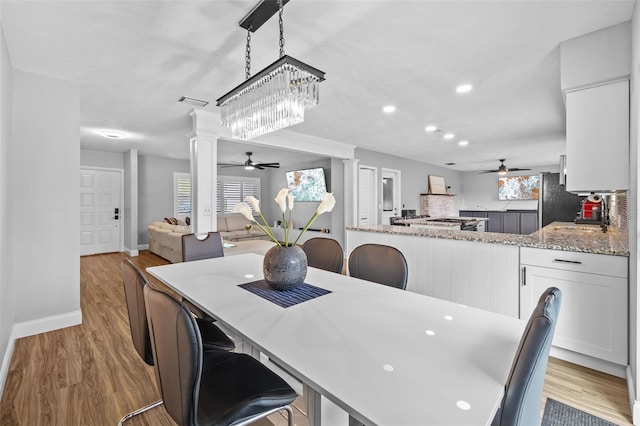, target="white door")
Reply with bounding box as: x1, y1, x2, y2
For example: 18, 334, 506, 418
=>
381, 169, 401, 225
80, 169, 122, 255
358, 166, 377, 225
